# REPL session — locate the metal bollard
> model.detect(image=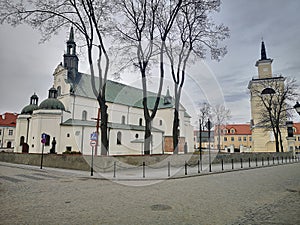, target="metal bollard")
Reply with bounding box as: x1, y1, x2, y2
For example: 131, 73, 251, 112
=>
262, 157, 264, 166
240, 158, 243, 169
197, 160, 200, 174
249, 158, 251, 168
143, 162, 145, 178
231, 159, 234, 170
256, 158, 258, 167
168, 161, 171, 177
267, 157, 270, 166
221, 159, 224, 171
113, 162, 116, 178
273, 157, 275, 165
185, 161, 187, 175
